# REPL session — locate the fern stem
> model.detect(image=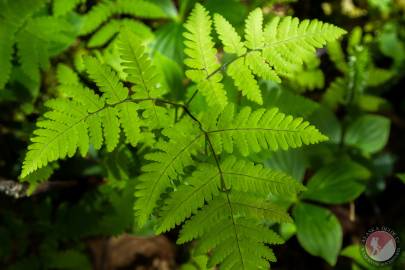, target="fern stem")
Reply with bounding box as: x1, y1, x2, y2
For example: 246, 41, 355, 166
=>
204, 133, 227, 191
225, 193, 245, 268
